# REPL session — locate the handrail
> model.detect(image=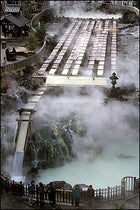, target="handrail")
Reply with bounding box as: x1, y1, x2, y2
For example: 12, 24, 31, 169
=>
1, 174, 138, 203
31, 7, 52, 32
1, 40, 46, 72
